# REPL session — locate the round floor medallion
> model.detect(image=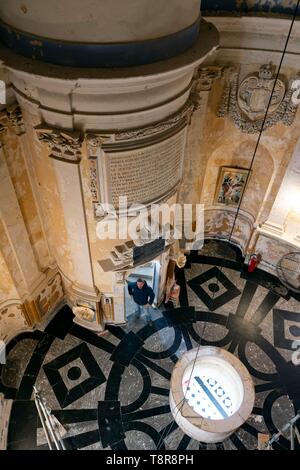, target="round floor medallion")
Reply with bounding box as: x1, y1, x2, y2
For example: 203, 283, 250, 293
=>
169, 346, 255, 443
67, 366, 82, 381
208, 283, 220, 293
